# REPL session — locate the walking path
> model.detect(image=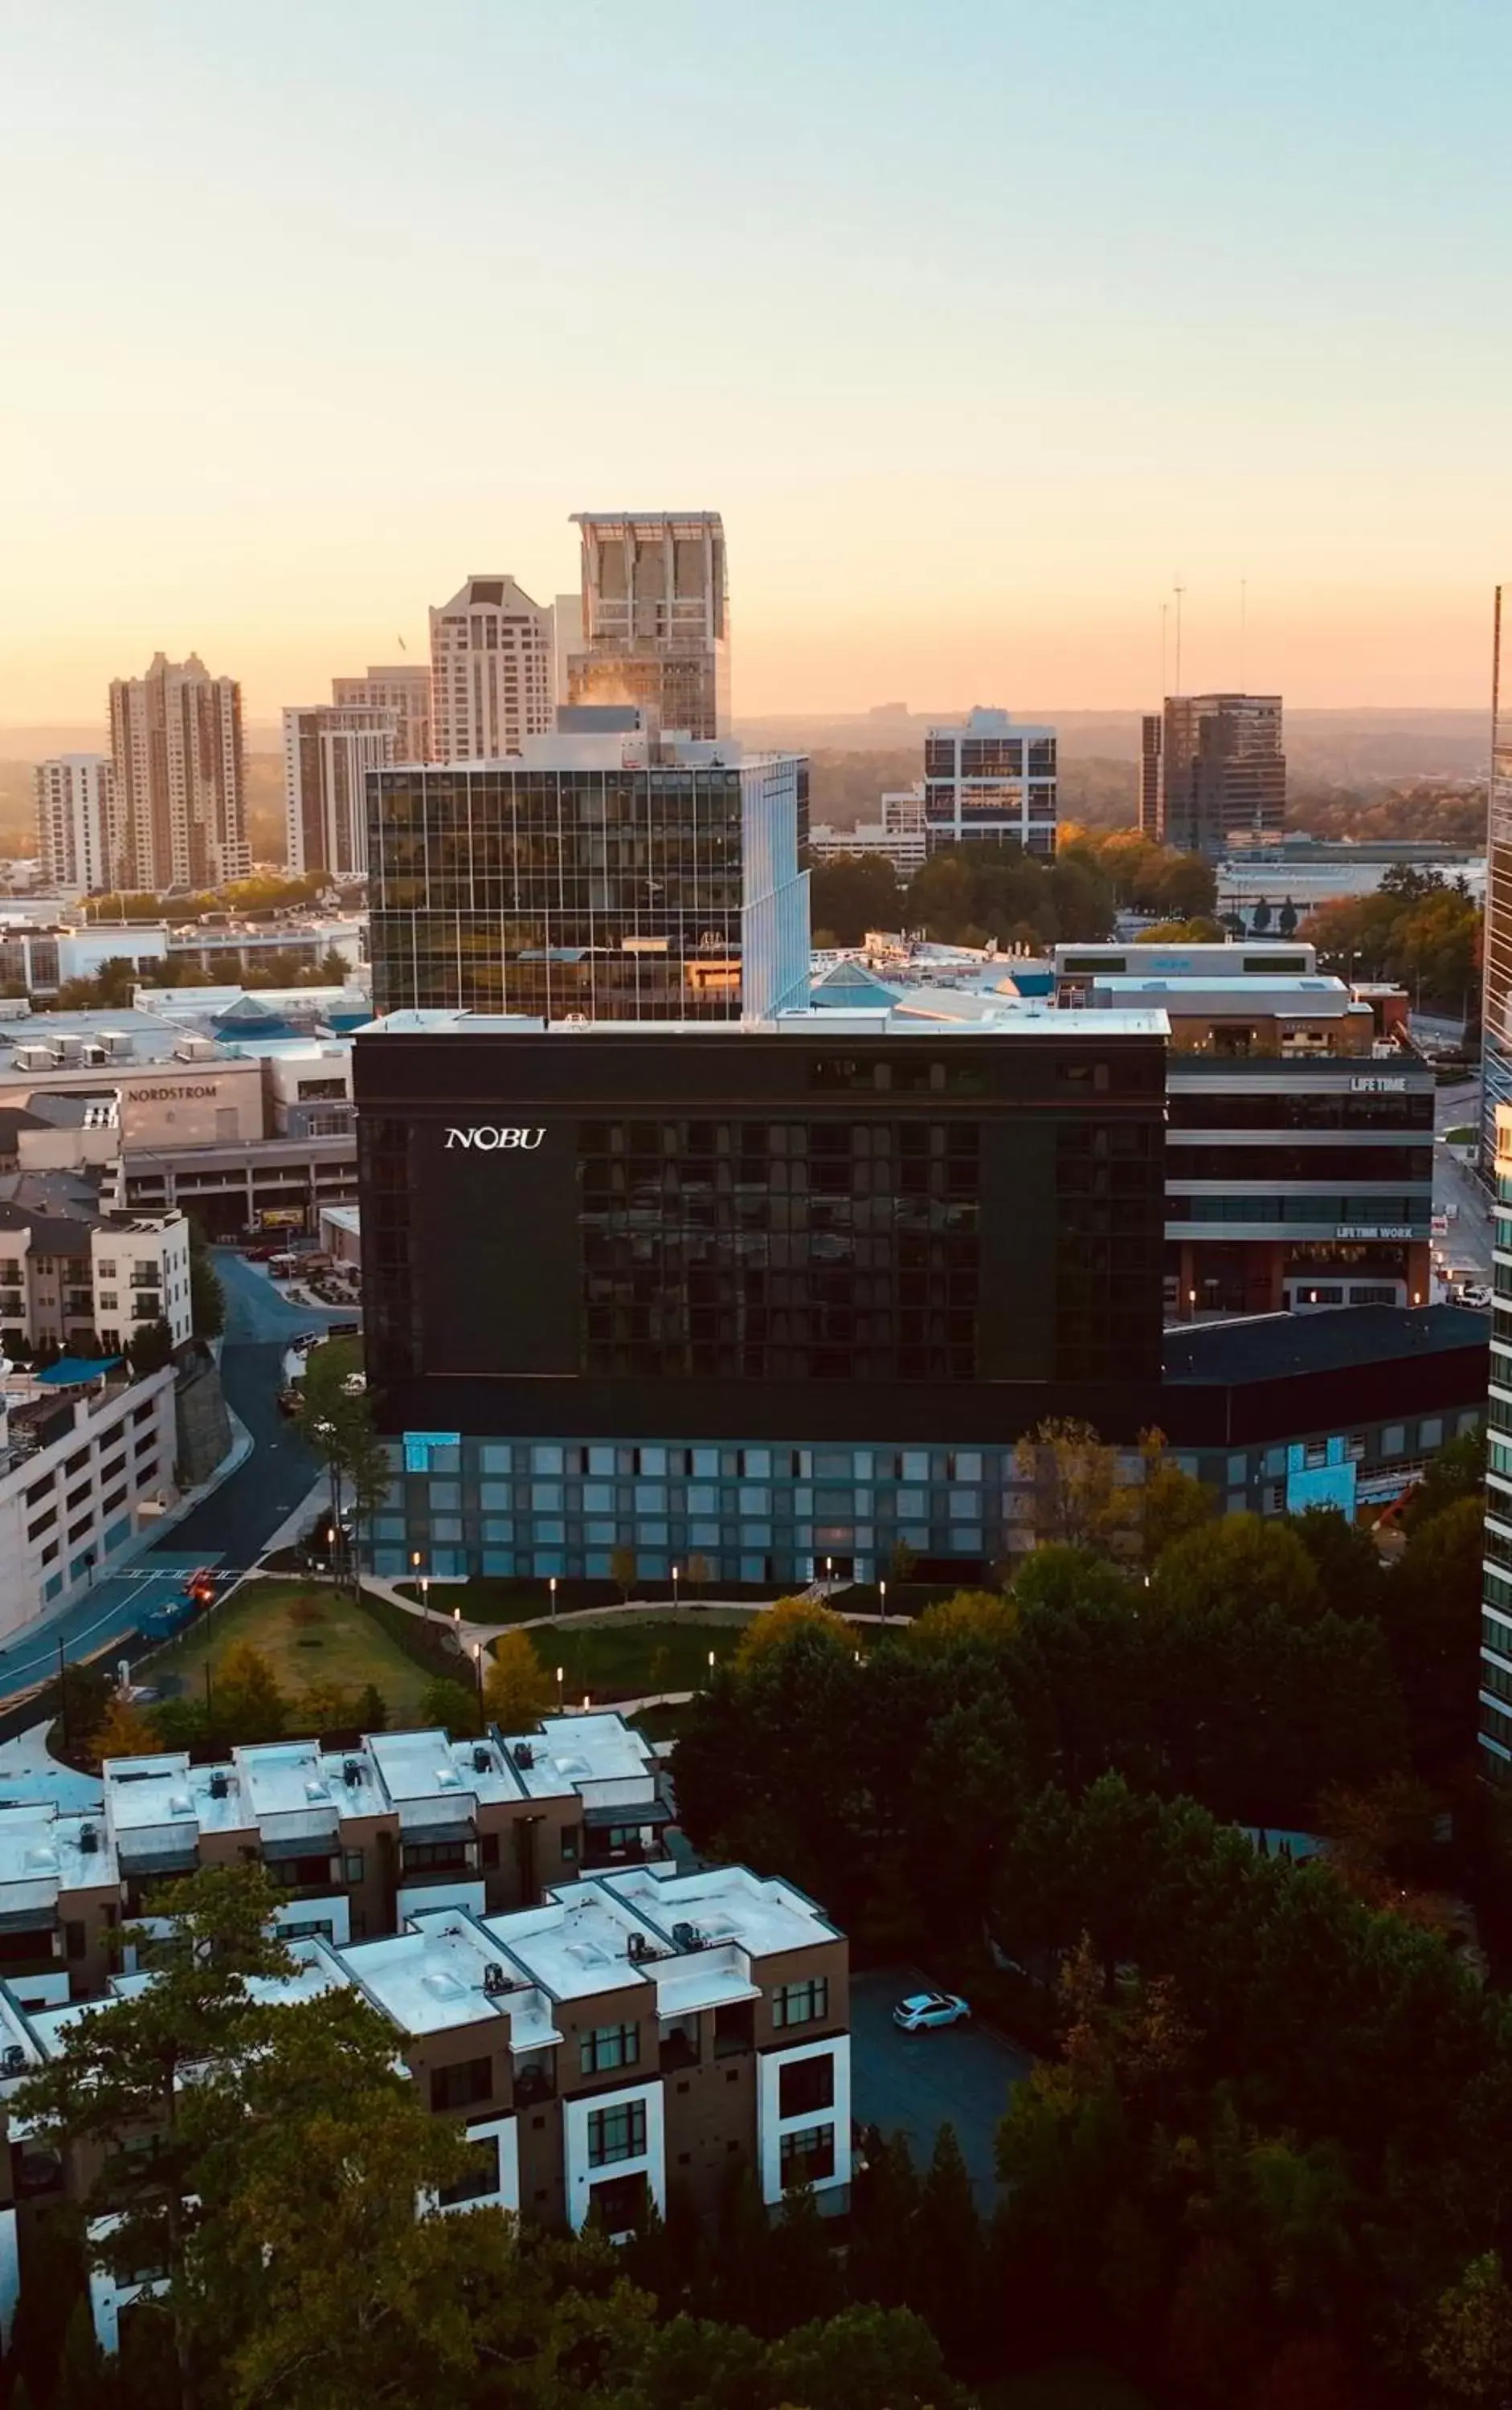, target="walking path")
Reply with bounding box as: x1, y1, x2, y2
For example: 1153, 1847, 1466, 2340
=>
353, 1575, 897, 1656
